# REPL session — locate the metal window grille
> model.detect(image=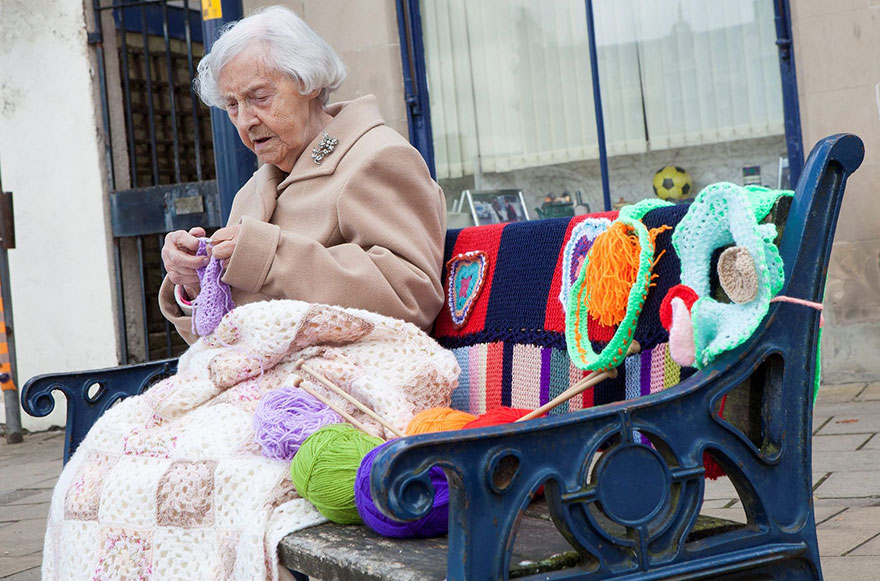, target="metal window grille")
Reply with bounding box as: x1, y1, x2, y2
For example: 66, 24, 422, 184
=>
91, 0, 222, 363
